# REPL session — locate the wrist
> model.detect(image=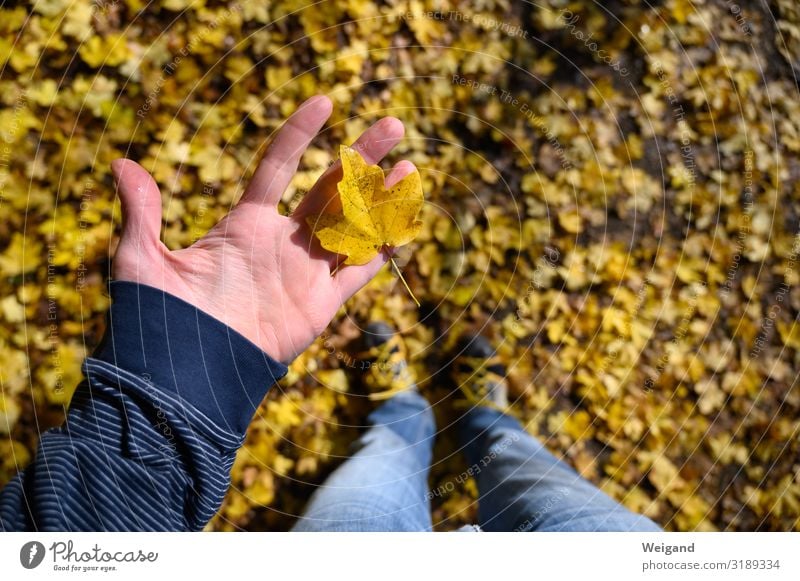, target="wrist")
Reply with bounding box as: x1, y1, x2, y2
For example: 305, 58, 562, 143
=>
92, 280, 288, 436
